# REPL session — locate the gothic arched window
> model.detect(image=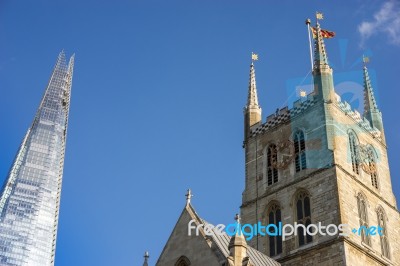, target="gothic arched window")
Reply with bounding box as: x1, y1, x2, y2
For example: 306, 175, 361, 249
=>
377, 208, 390, 259
267, 203, 282, 256
348, 132, 359, 174
175, 256, 191, 266
368, 148, 378, 189
296, 191, 312, 246
294, 131, 306, 172
267, 144, 278, 186
357, 193, 370, 245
